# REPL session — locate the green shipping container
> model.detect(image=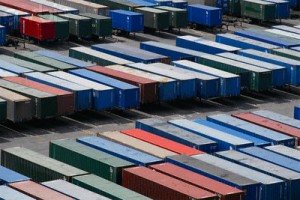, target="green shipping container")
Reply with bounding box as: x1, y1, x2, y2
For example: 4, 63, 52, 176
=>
58, 14, 92, 38
79, 13, 112, 37
72, 174, 151, 200
228, 0, 241, 16
49, 139, 134, 184
0, 79, 57, 119
199, 54, 273, 91
270, 48, 300, 61
241, 0, 276, 20
14, 51, 76, 71
91, 0, 142, 11
0, 98, 7, 122
155, 6, 188, 29
1, 147, 88, 182
39, 14, 69, 40
135, 7, 170, 30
